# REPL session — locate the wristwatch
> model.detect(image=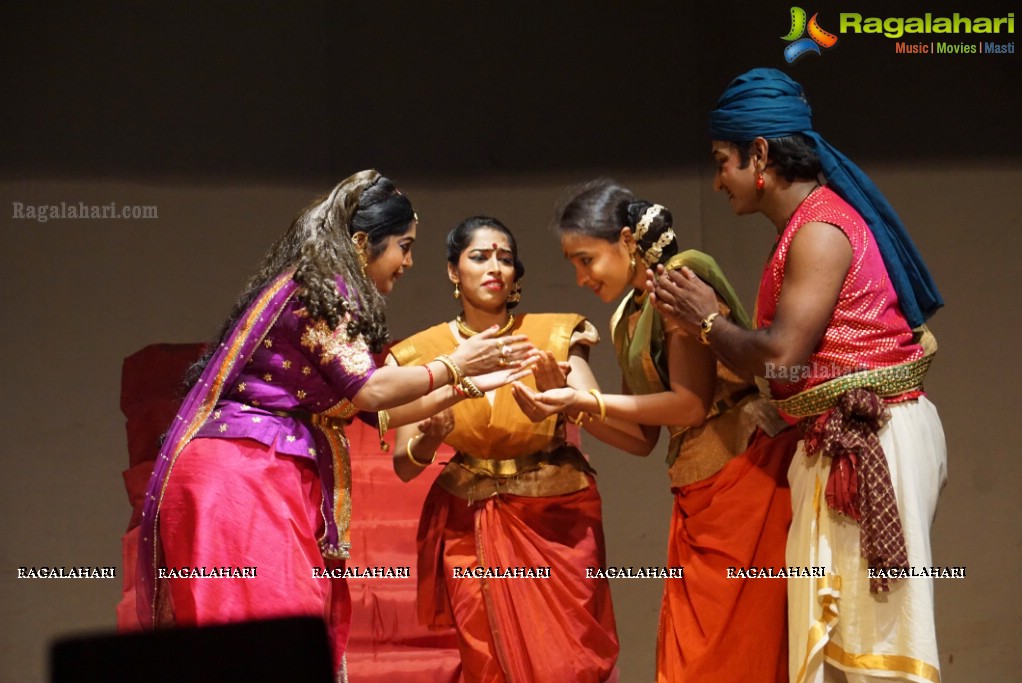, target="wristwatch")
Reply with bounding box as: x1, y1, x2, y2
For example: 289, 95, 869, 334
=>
699, 312, 720, 346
